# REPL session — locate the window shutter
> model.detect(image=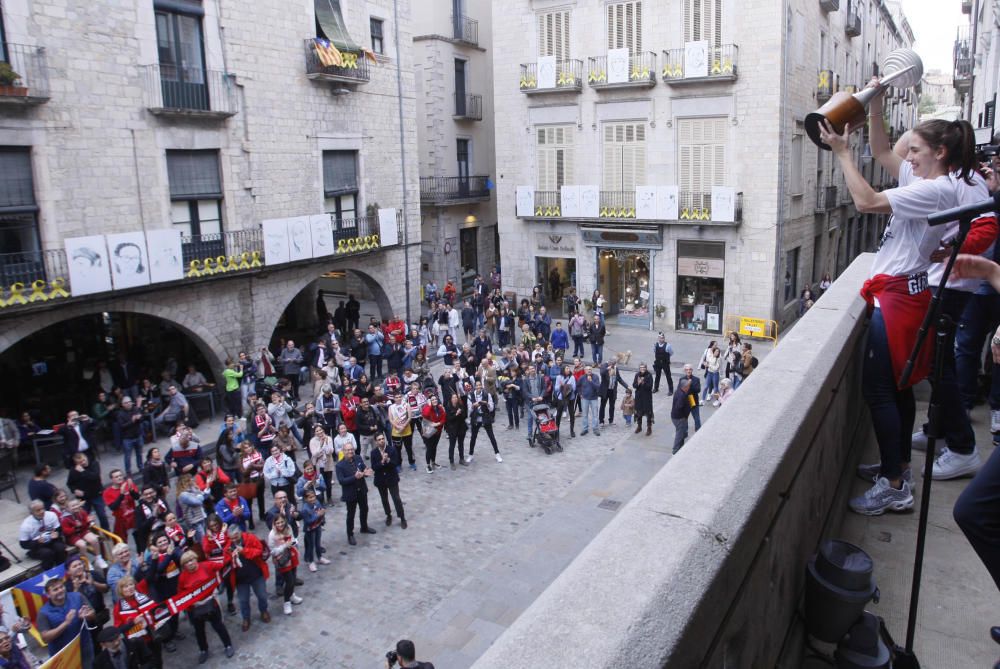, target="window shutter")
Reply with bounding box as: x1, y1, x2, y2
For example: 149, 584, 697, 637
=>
167, 150, 222, 200
536, 126, 574, 190
678, 118, 727, 204
607, 2, 641, 54
0, 149, 36, 209
538, 10, 570, 59
685, 0, 720, 46
602, 122, 646, 191
323, 150, 358, 196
